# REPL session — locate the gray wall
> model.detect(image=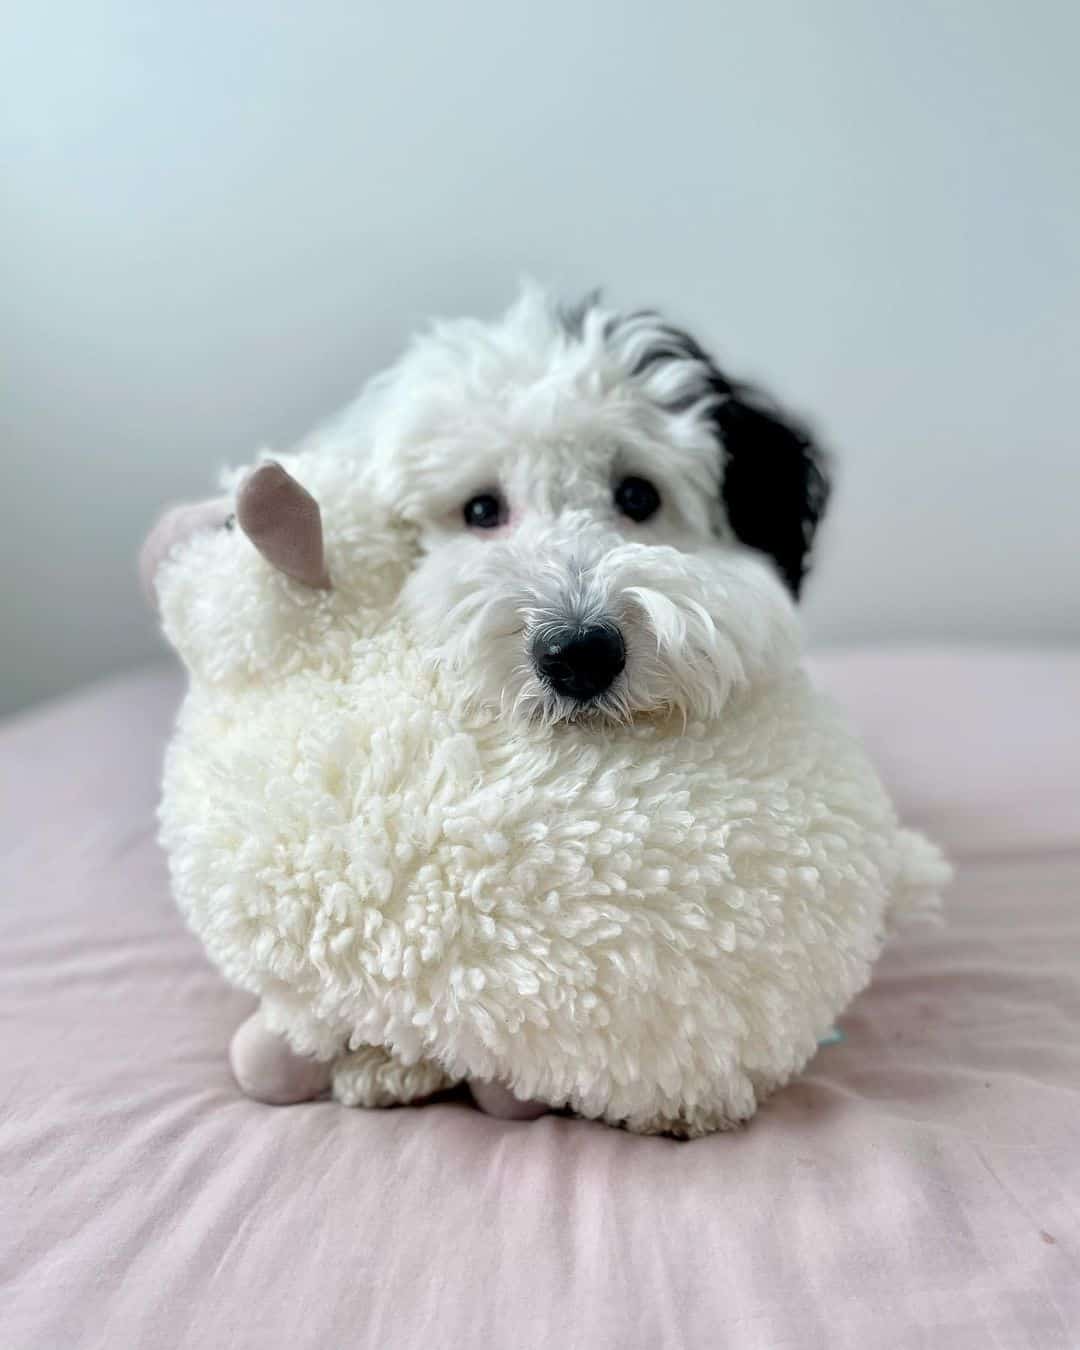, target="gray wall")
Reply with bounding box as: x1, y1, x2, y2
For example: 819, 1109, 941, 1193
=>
3, 1, 1078, 717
